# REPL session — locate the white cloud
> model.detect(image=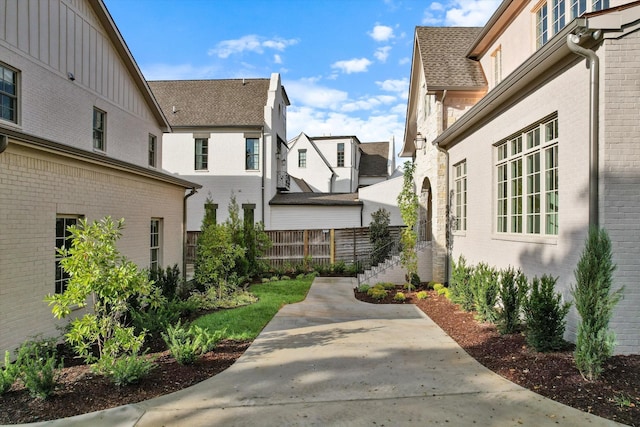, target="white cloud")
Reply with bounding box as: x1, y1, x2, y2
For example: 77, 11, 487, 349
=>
285, 78, 349, 109
288, 107, 404, 144
274, 54, 282, 64
340, 95, 396, 113
445, 0, 500, 26
331, 58, 373, 74
368, 25, 395, 42
398, 57, 410, 65
208, 35, 298, 58
422, 0, 499, 26
376, 78, 409, 93
374, 46, 392, 63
